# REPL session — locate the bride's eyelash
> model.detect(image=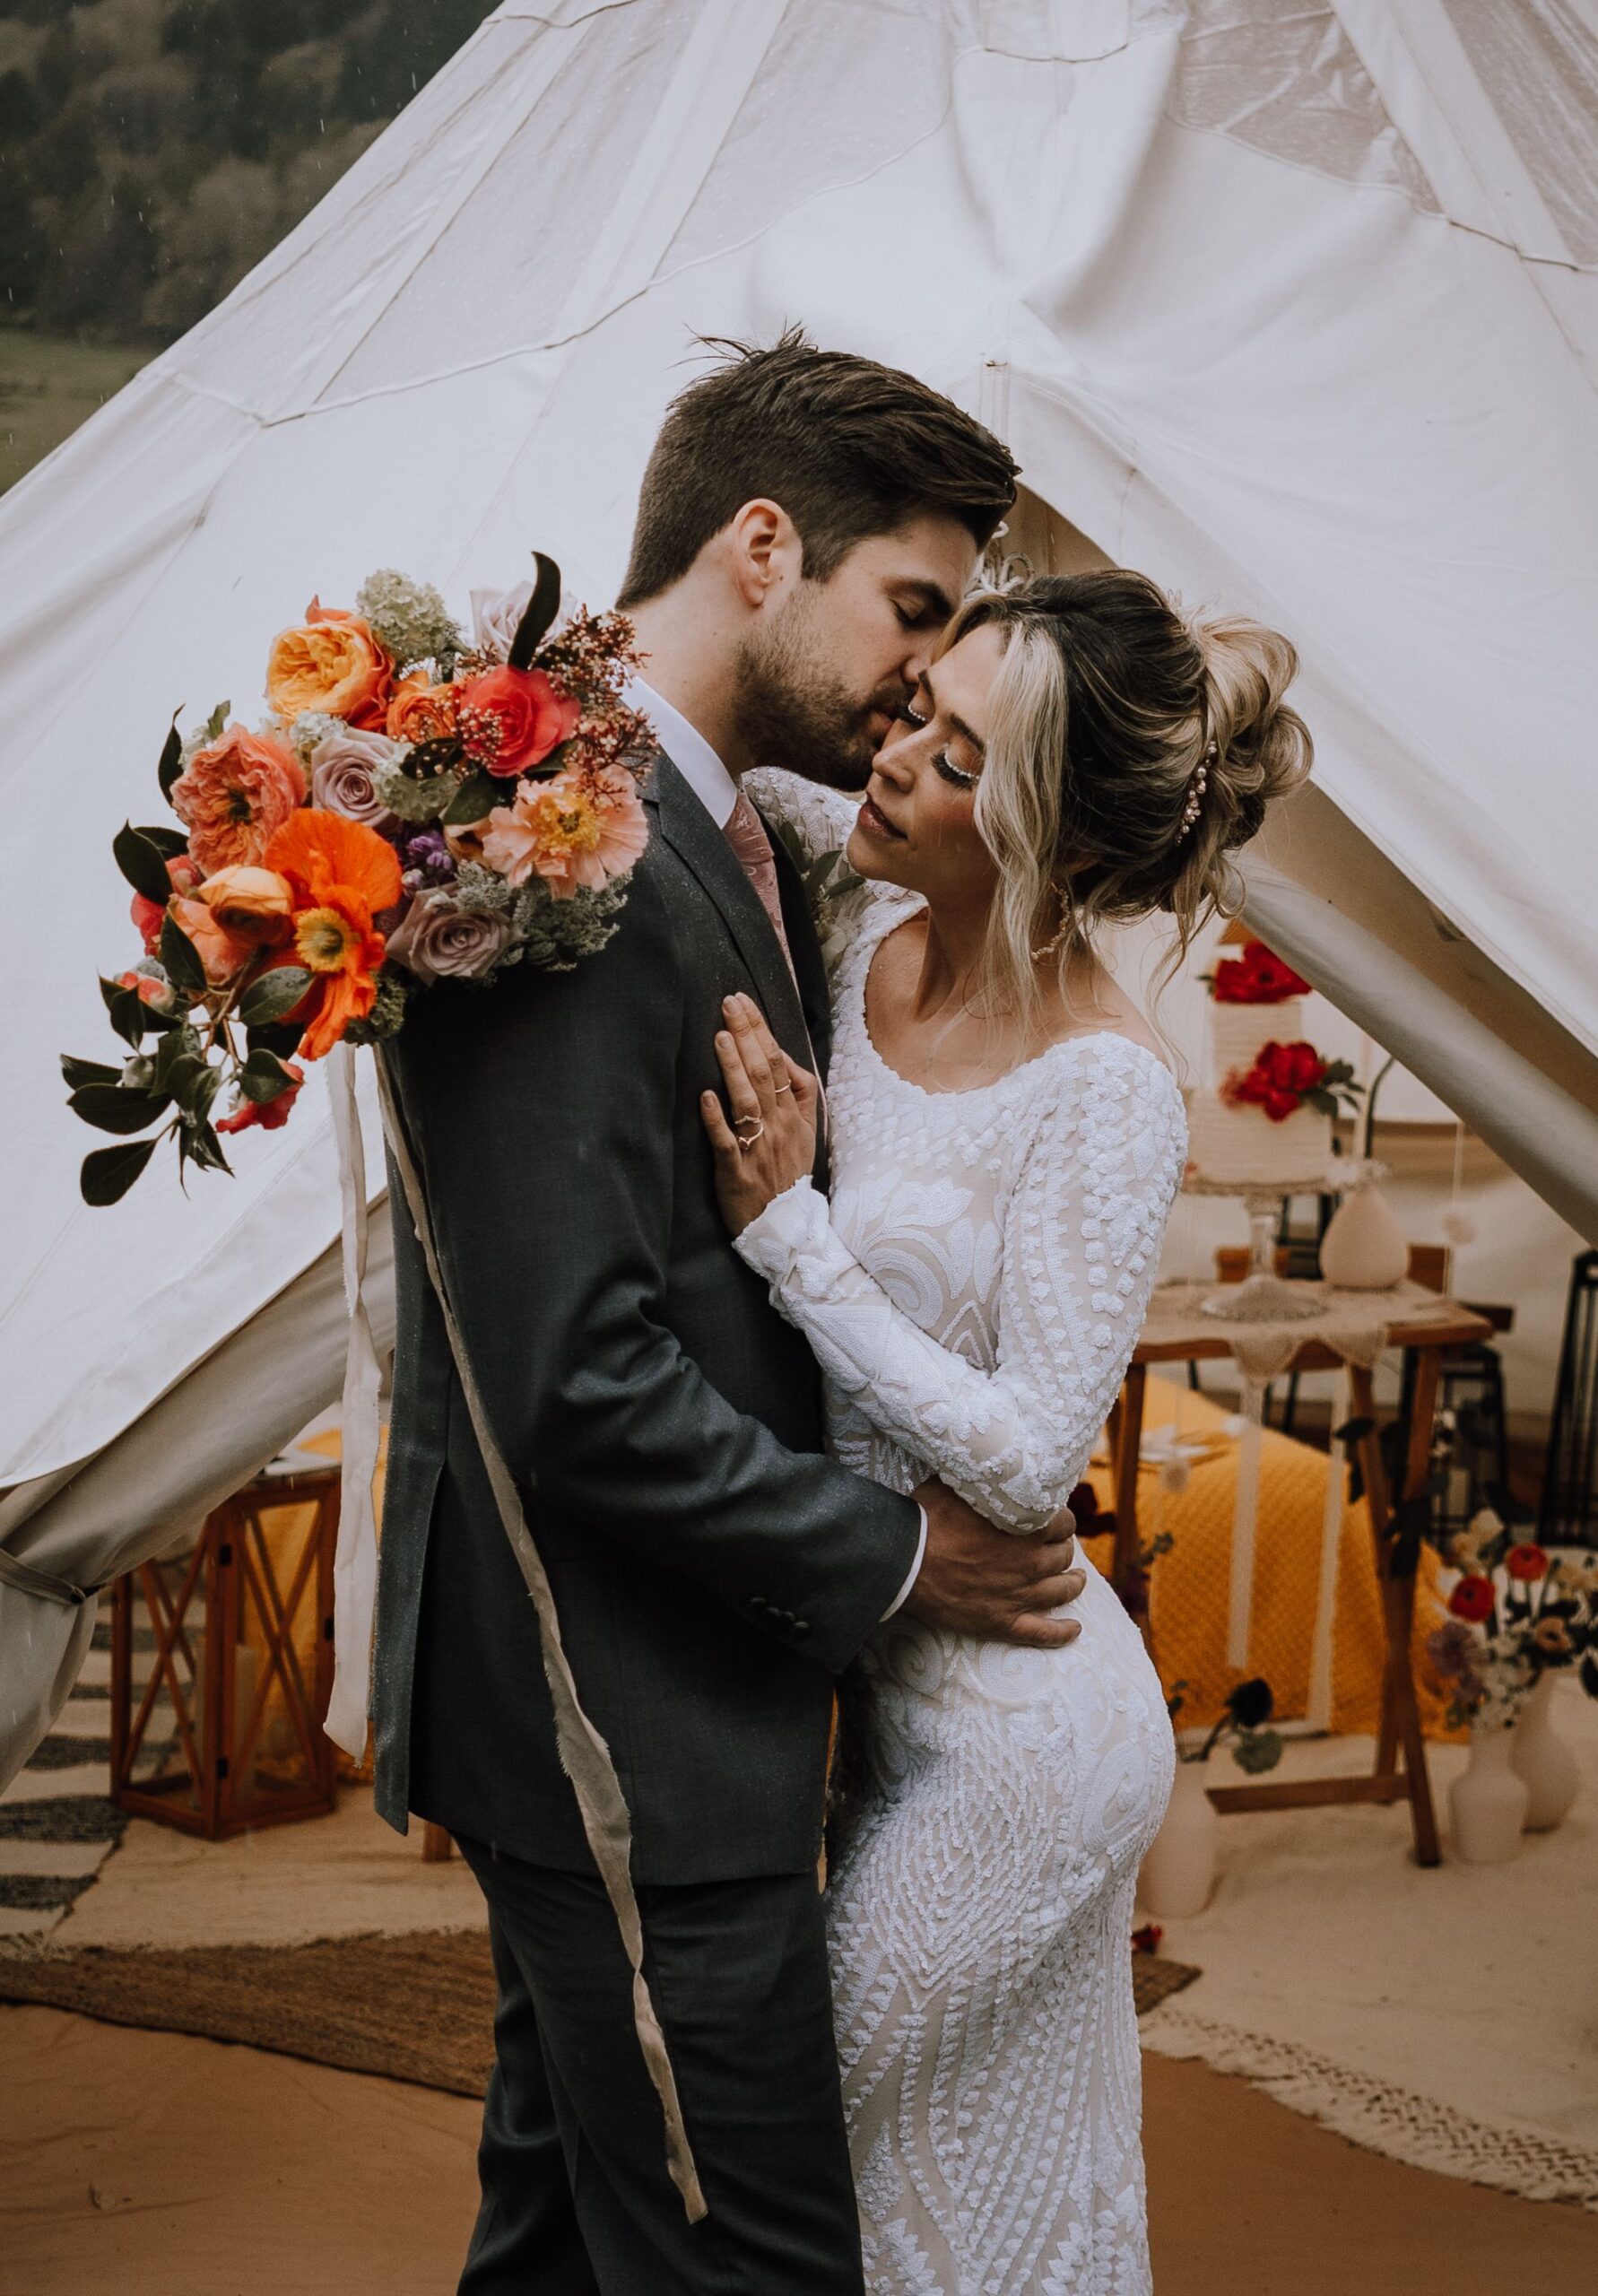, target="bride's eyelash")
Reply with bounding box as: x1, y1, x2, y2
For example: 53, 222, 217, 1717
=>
934, 751, 978, 791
